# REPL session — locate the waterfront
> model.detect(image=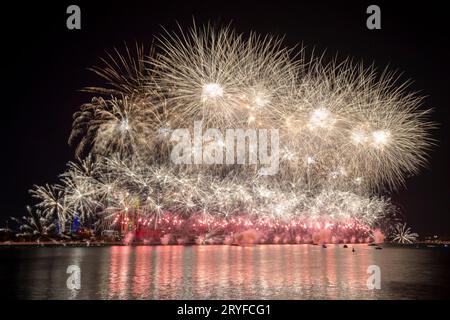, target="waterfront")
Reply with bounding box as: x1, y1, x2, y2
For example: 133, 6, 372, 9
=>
1, 244, 449, 299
